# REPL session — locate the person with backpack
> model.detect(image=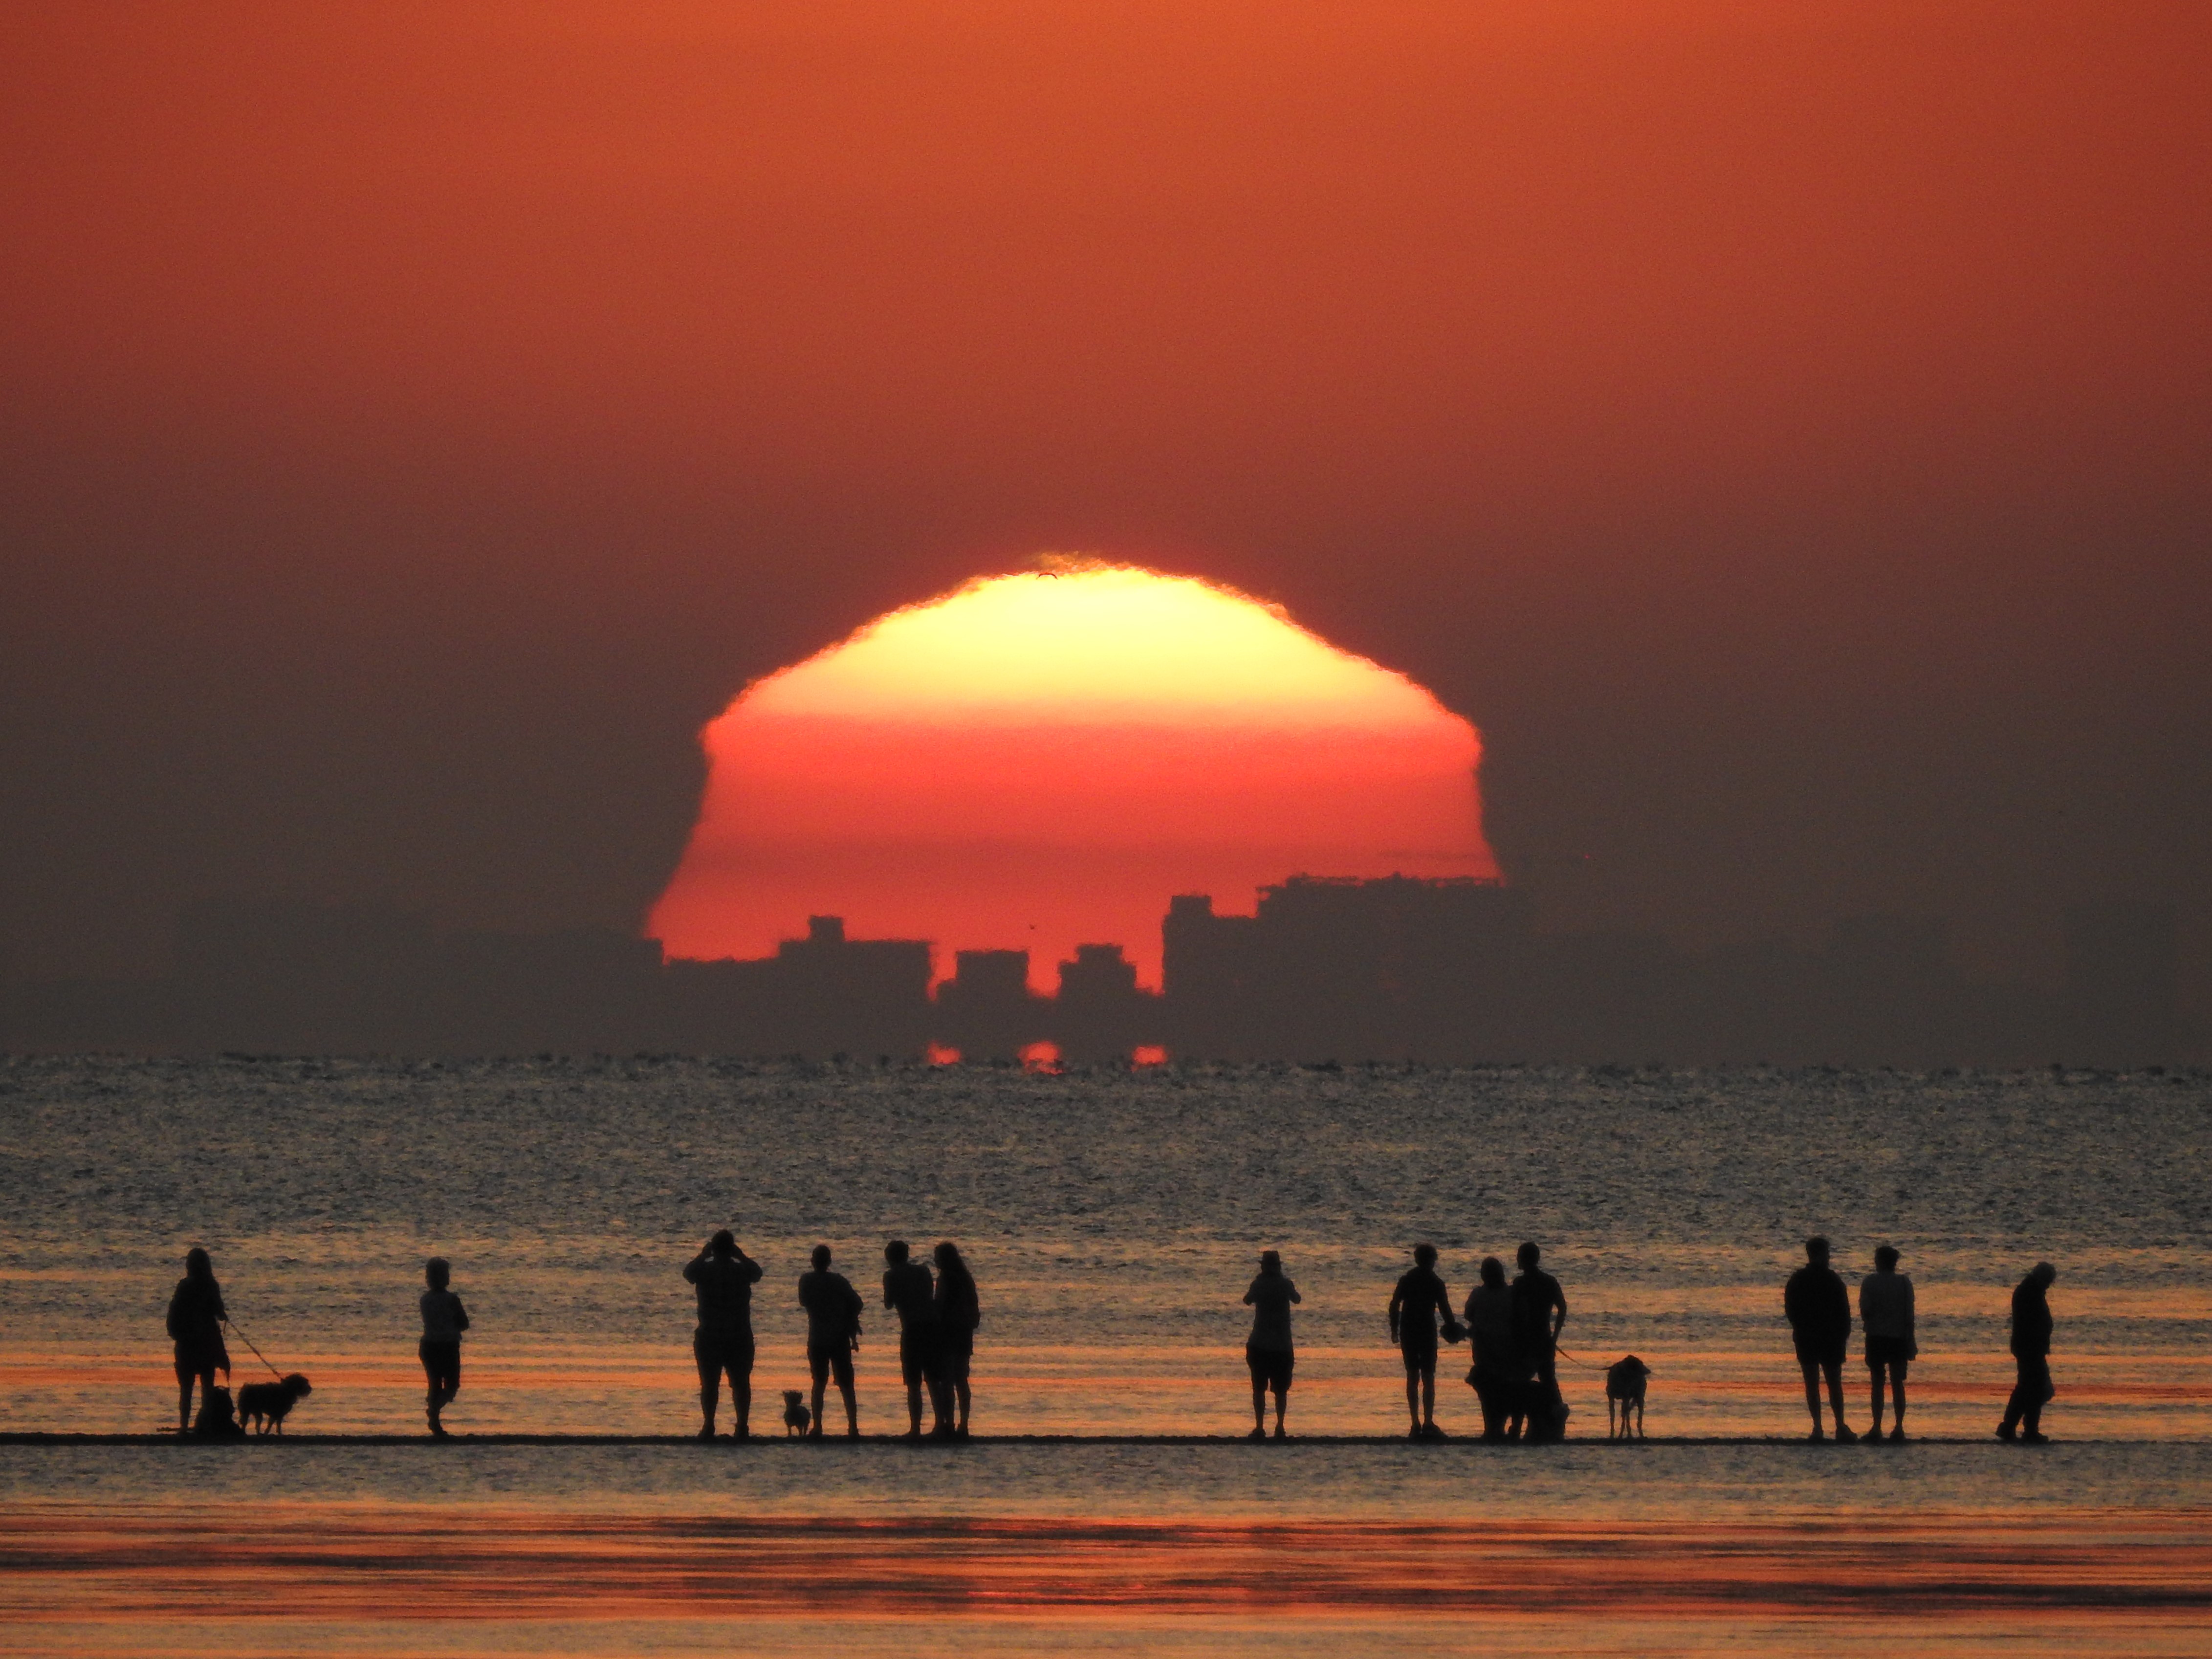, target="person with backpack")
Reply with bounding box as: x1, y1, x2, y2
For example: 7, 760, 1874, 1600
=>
167, 1247, 230, 1433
